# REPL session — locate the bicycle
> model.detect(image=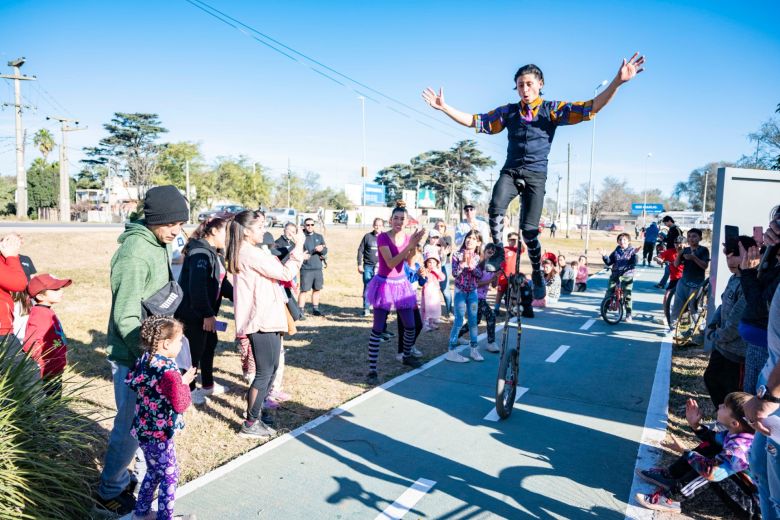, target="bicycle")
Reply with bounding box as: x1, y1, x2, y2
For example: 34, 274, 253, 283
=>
673, 279, 710, 346
493, 254, 525, 420
600, 275, 629, 325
